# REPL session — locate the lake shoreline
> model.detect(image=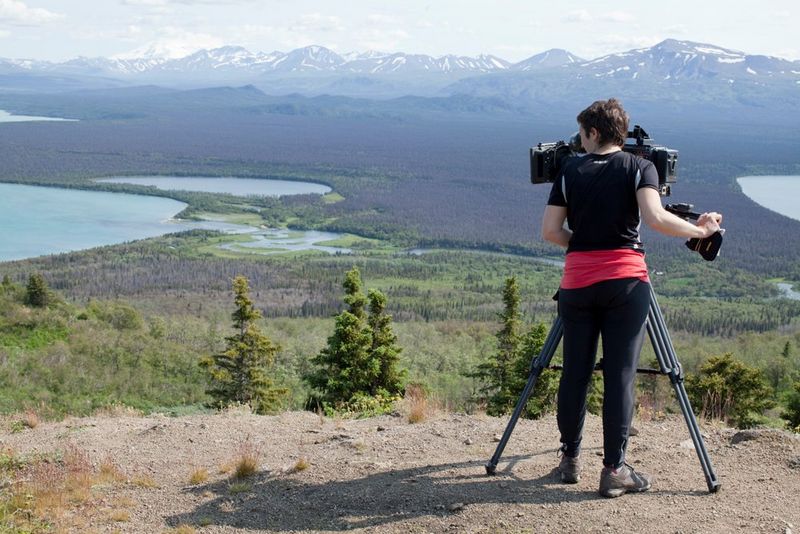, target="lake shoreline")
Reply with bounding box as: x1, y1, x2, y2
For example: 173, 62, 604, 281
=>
737, 175, 800, 223
0, 178, 340, 262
